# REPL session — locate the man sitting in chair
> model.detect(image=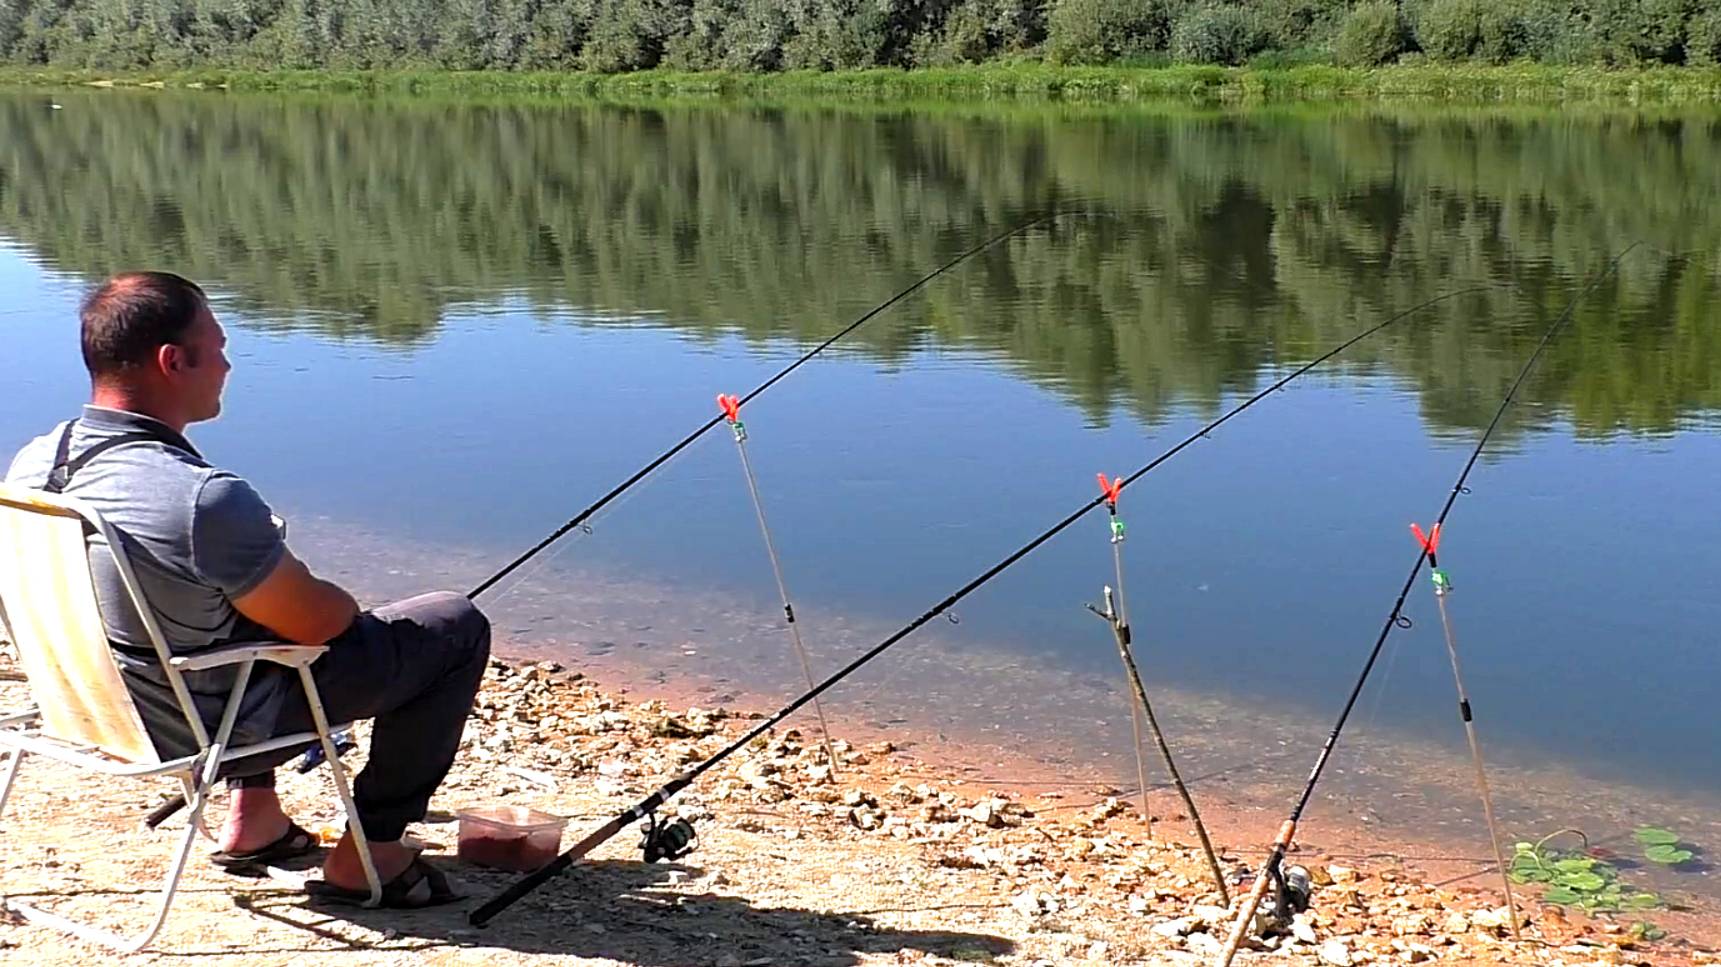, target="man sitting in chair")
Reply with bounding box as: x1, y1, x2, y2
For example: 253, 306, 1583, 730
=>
5, 271, 488, 908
